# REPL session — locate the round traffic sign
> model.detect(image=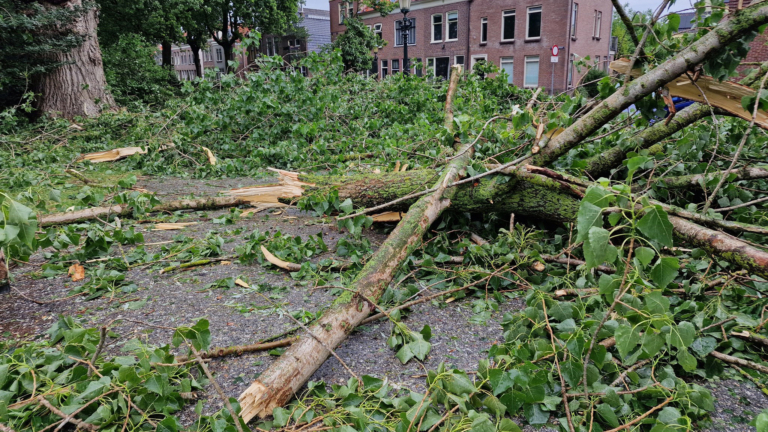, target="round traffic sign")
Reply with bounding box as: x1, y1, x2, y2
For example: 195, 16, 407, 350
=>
551, 45, 559, 56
